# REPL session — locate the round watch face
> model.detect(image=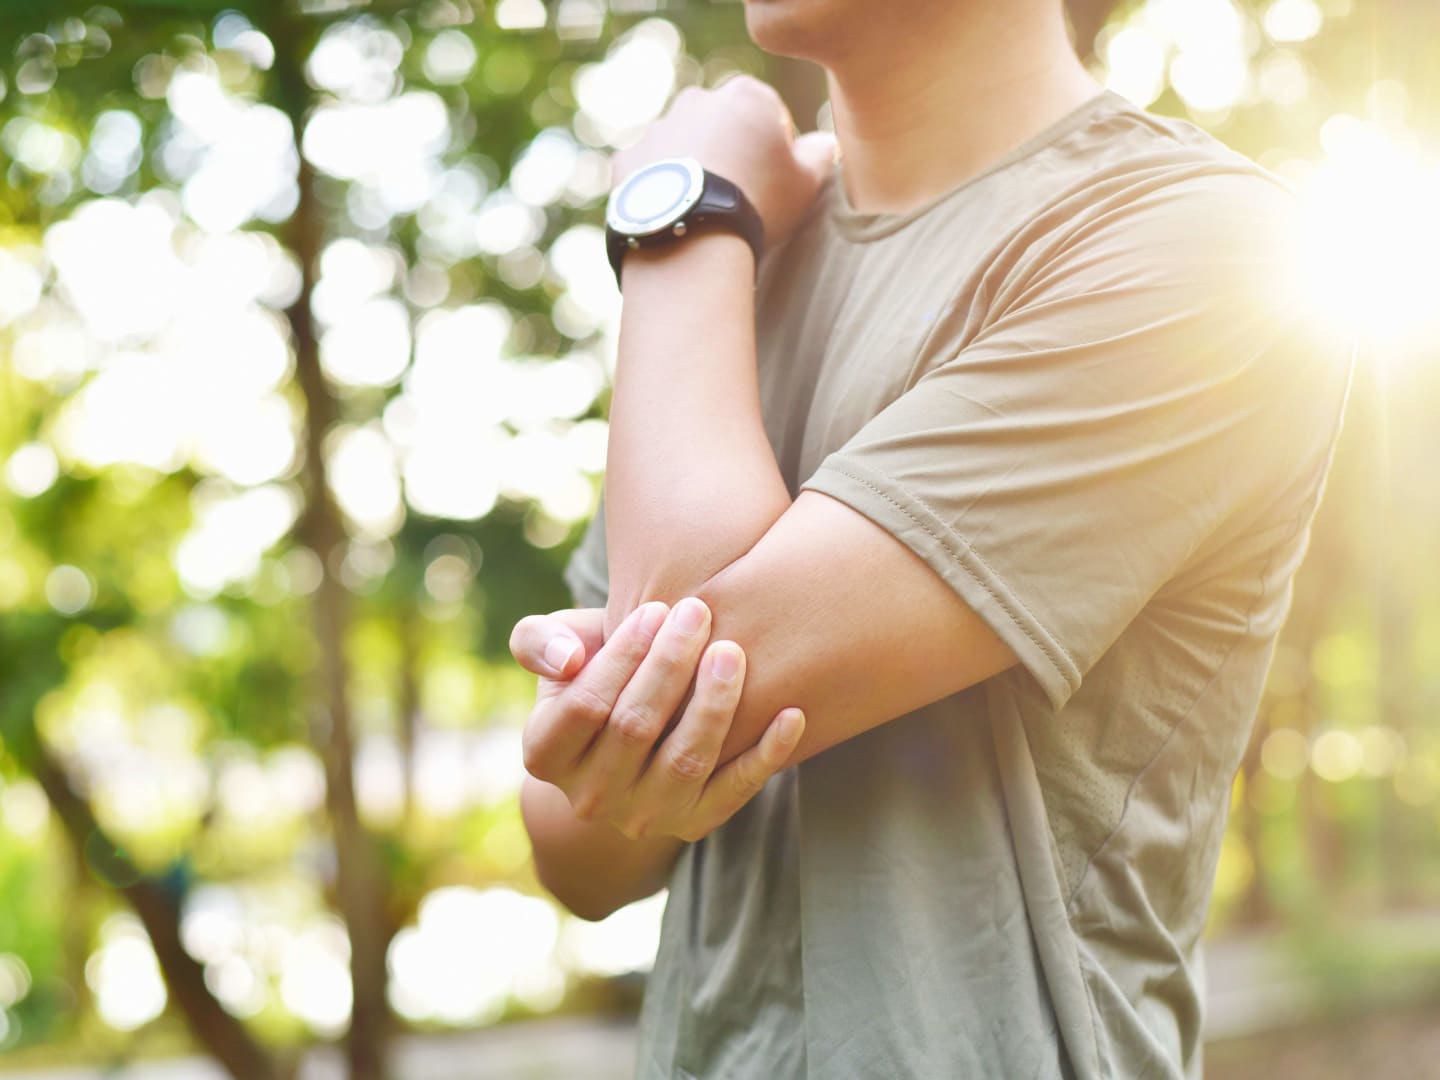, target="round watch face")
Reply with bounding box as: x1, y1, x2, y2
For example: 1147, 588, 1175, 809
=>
606, 158, 705, 237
